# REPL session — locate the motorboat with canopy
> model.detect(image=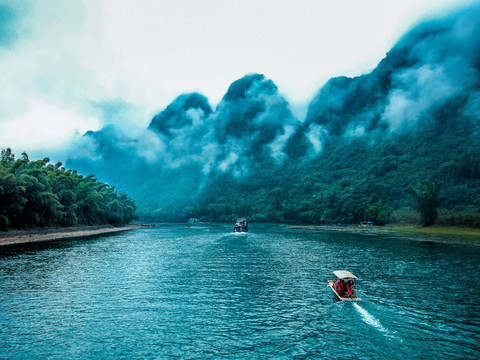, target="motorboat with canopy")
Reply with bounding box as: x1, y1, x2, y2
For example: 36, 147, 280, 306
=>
328, 270, 361, 301
233, 218, 248, 233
